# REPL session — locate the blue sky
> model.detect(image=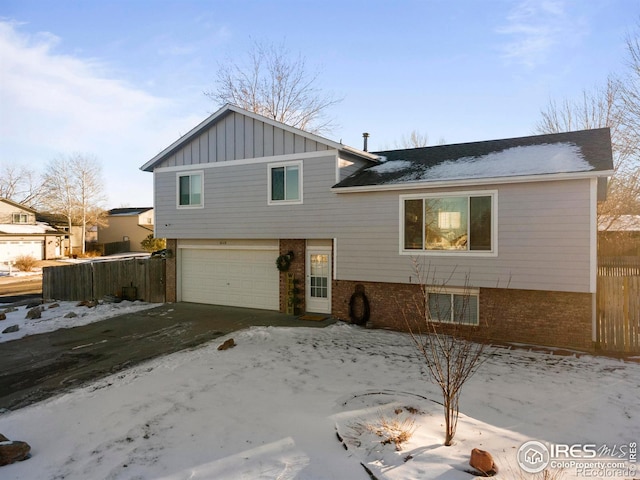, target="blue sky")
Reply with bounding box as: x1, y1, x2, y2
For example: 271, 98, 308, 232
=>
0, 0, 635, 207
